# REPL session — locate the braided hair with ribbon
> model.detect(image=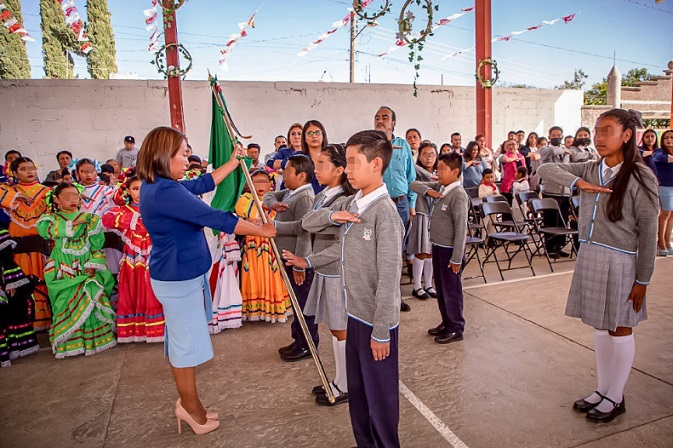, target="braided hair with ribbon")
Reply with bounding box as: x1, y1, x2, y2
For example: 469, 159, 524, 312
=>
47, 182, 85, 213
